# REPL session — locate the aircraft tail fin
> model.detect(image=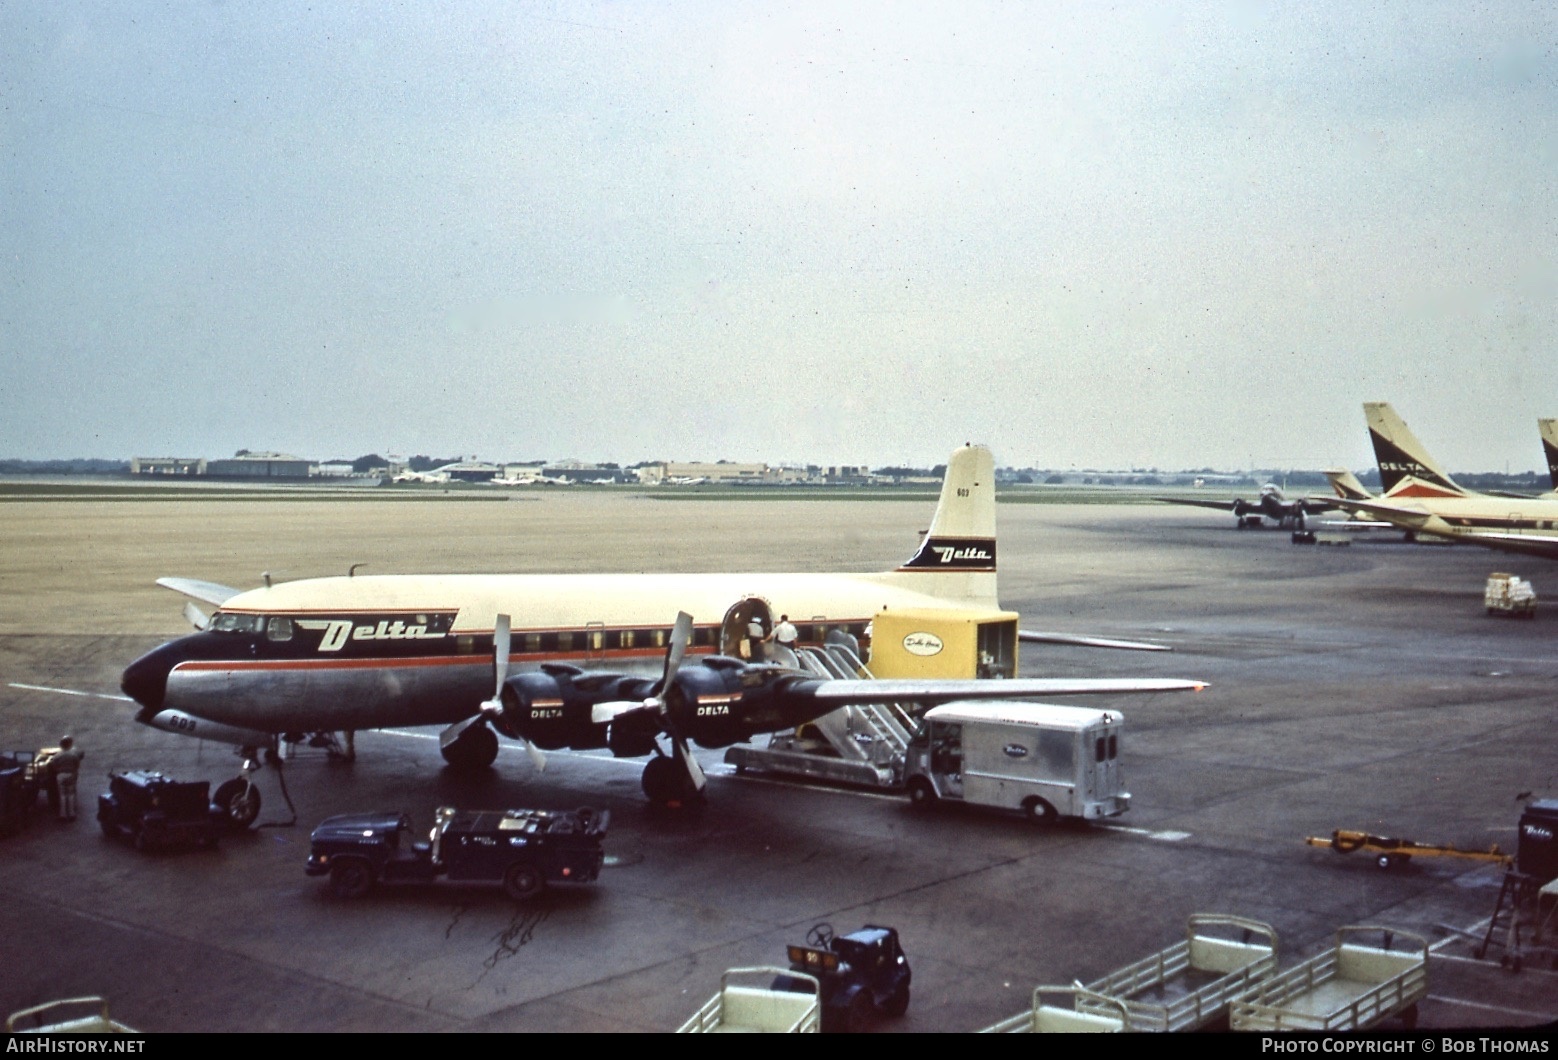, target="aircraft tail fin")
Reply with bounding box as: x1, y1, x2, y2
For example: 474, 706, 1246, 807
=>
1540, 418, 1558, 492
889, 444, 998, 607
1322, 469, 1373, 502
1363, 402, 1467, 498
